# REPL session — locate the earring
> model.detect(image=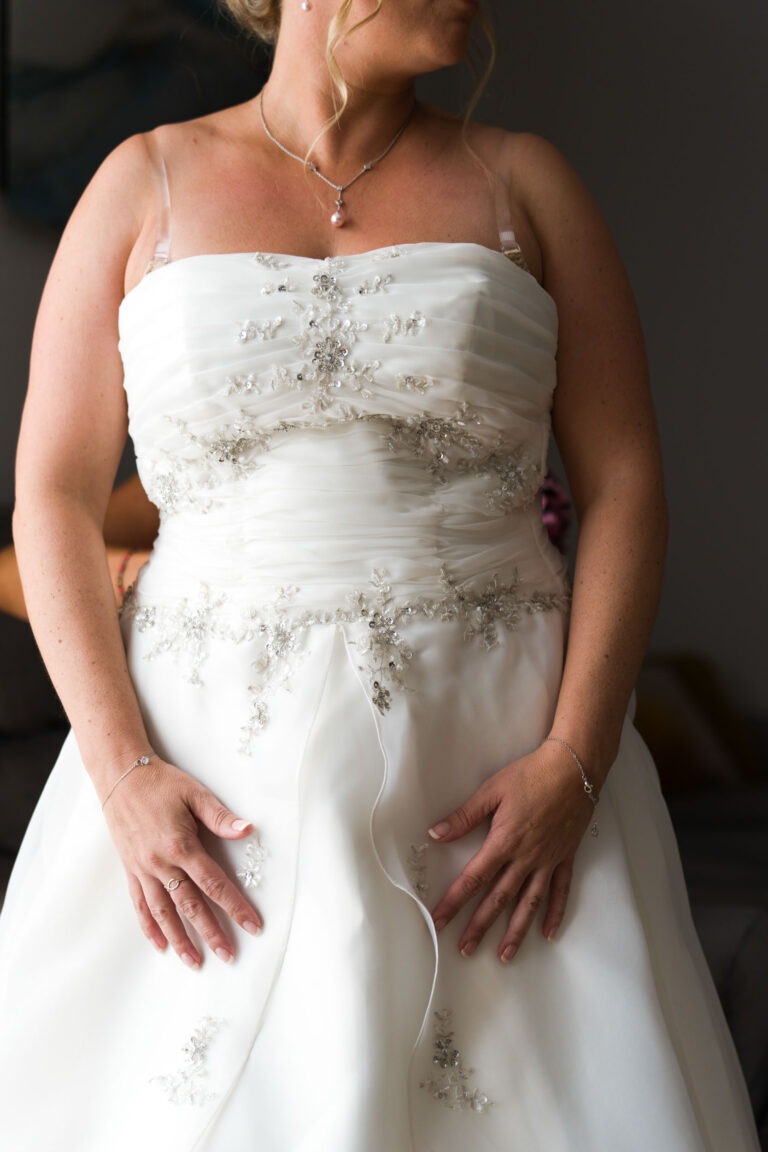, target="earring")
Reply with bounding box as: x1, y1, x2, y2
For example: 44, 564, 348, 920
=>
301, 0, 312, 9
